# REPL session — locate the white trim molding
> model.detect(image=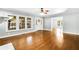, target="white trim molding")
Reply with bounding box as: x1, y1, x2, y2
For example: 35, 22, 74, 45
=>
64, 32, 79, 35
0, 30, 37, 39
43, 29, 51, 31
